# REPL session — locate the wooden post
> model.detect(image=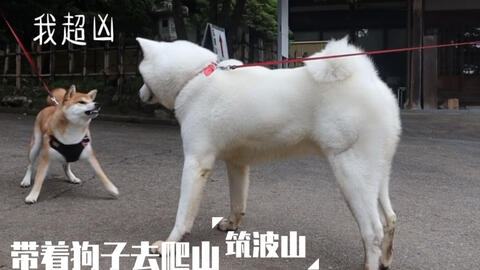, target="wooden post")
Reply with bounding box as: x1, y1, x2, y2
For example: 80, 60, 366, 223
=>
15, 44, 21, 89
135, 45, 143, 75
406, 0, 423, 109
423, 35, 438, 109
249, 30, 255, 63
136, 46, 141, 75
50, 44, 56, 80
68, 43, 74, 75
3, 44, 9, 84
277, 0, 289, 68
117, 33, 125, 92
82, 46, 87, 80
36, 43, 42, 77
104, 43, 110, 85
258, 38, 264, 62
243, 31, 249, 63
